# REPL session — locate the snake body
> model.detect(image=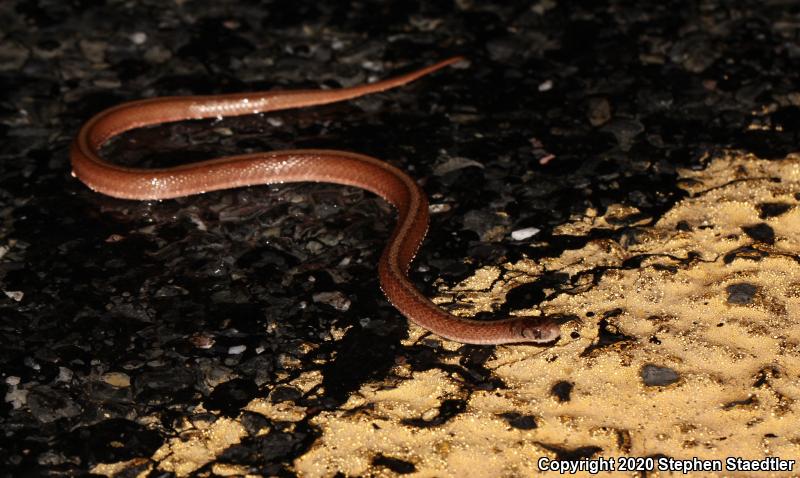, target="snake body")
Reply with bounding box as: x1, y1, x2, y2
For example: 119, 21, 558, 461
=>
70, 57, 560, 345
